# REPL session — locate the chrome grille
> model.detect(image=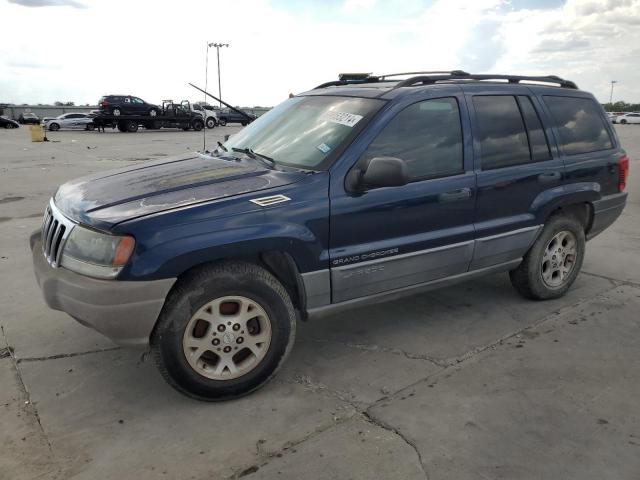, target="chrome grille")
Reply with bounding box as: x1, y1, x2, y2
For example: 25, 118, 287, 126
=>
41, 200, 75, 267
